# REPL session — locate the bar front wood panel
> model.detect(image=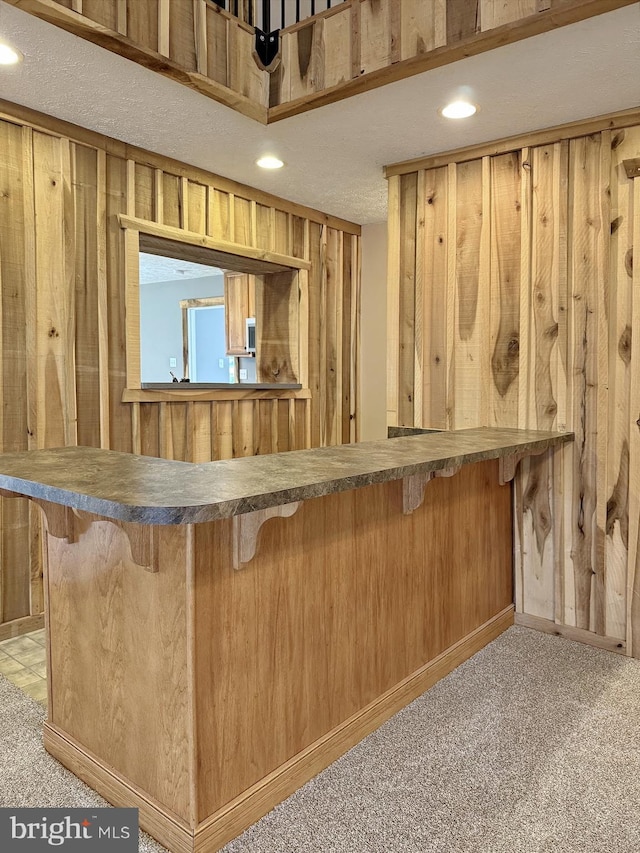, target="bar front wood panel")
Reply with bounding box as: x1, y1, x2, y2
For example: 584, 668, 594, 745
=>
386, 122, 640, 655
0, 103, 360, 637
193, 460, 512, 818
40, 458, 512, 850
